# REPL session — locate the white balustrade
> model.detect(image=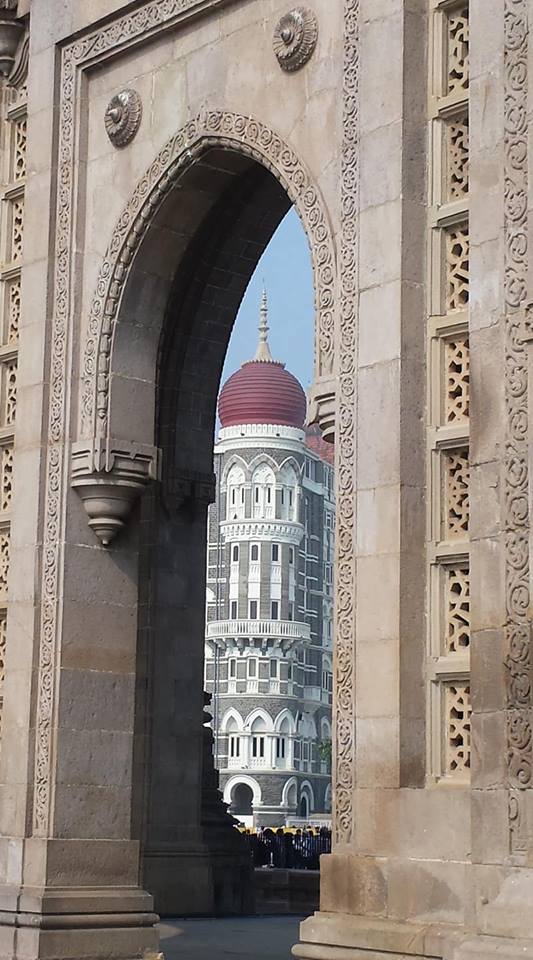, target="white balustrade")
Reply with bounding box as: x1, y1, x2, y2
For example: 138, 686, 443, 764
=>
207, 619, 310, 641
